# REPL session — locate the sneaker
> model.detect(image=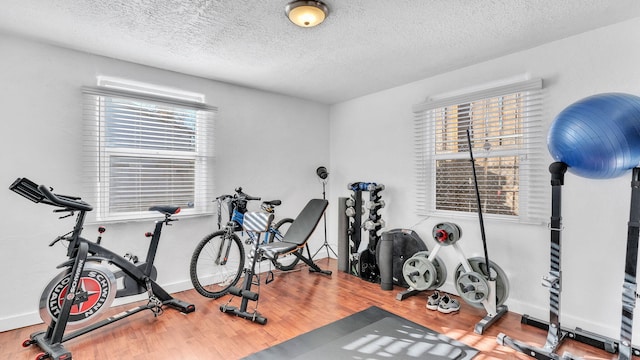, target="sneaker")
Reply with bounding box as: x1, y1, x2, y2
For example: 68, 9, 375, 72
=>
437, 294, 460, 314
426, 291, 441, 310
